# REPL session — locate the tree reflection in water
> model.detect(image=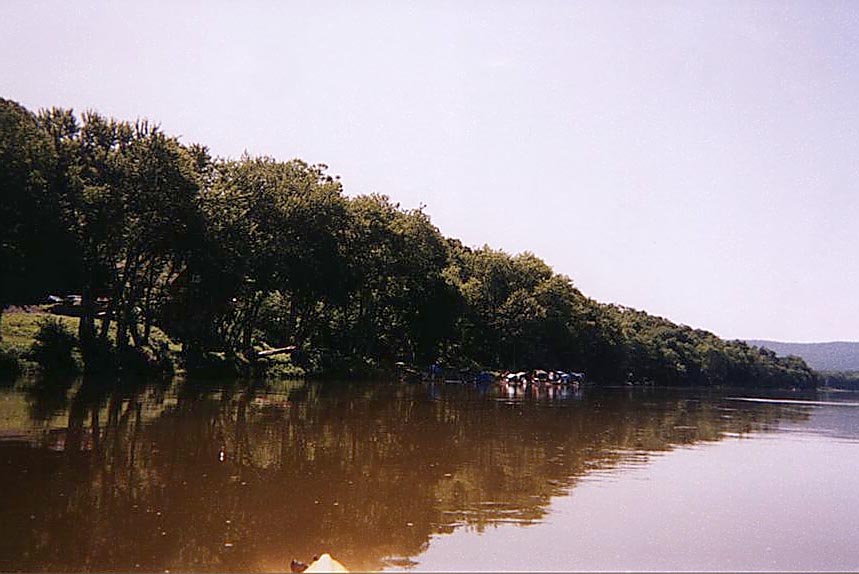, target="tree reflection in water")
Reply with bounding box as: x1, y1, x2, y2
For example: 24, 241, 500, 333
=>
0, 378, 809, 572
